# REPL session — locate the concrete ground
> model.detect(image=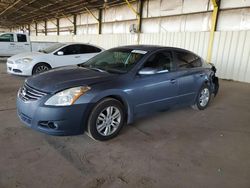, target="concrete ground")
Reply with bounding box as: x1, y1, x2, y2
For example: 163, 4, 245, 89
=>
0, 61, 250, 188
